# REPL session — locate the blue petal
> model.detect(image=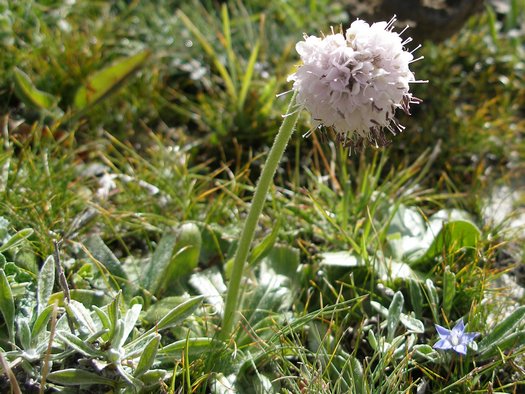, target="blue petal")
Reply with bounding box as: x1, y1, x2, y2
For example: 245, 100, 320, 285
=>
435, 324, 451, 339
460, 332, 480, 344
454, 344, 467, 355
453, 319, 465, 333
433, 339, 452, 350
